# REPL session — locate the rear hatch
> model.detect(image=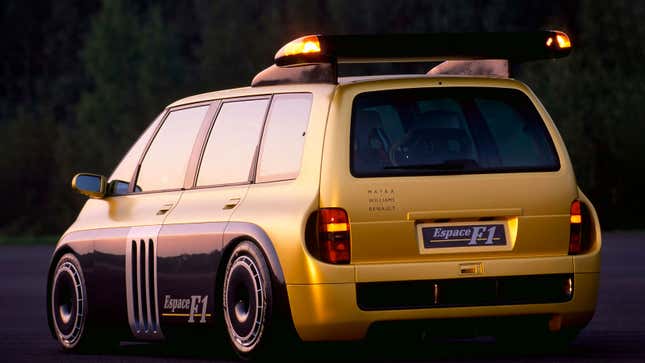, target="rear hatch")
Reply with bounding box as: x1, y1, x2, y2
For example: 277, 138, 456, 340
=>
320, 78, 578, 264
